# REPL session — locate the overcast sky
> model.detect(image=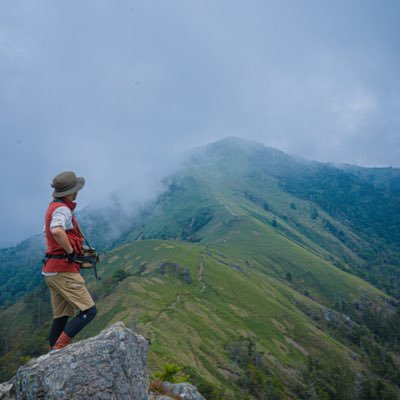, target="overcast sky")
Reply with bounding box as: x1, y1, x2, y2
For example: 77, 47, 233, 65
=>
1, 0, 400, 247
